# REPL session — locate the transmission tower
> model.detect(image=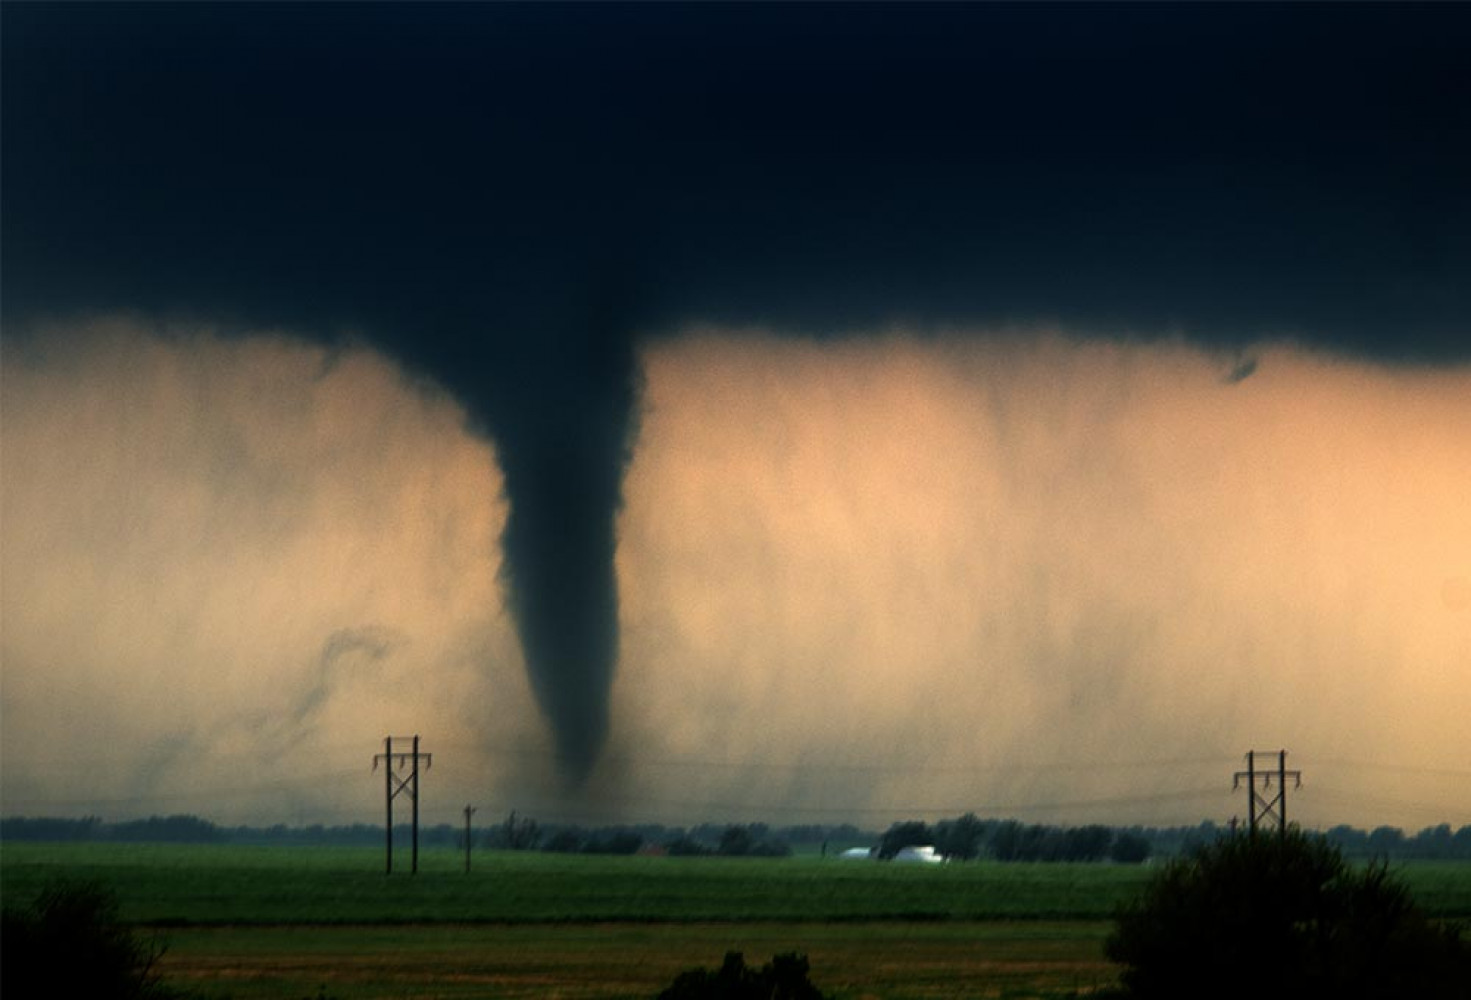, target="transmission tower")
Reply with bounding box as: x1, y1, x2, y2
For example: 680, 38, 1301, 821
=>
372, 735, 432, 874
1232, 749, 1301, 837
